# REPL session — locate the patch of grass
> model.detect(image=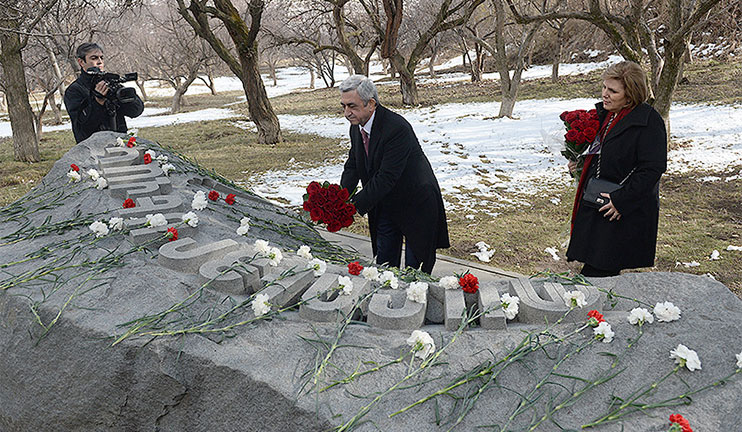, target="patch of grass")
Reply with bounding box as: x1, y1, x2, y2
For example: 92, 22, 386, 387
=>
143, 89, 246, 113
